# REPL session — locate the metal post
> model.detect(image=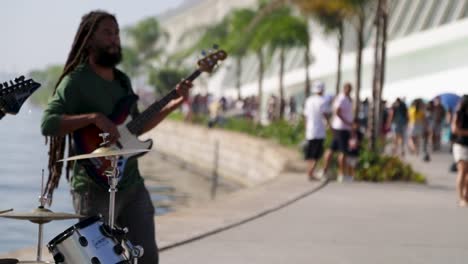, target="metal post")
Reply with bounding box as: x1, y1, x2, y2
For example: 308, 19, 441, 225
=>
107, 157, 119, 228
37, 223, 43, 261
211, 140, 220, 200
